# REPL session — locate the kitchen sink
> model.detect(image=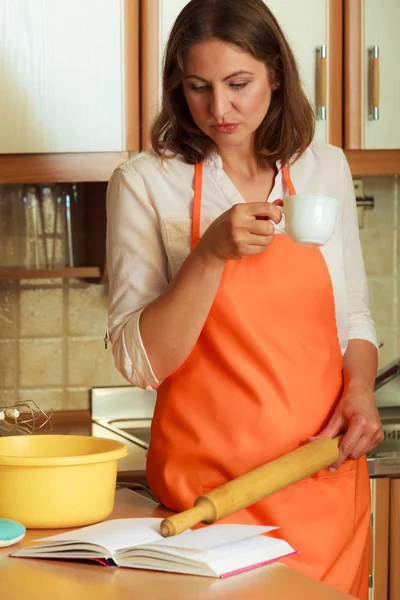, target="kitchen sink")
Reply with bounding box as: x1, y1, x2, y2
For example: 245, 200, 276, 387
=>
95, 418, 152, 449
367, 410, 400, 475
91, 387, 155, 450
108, 418, 151, 447
367, 438, 400, 458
